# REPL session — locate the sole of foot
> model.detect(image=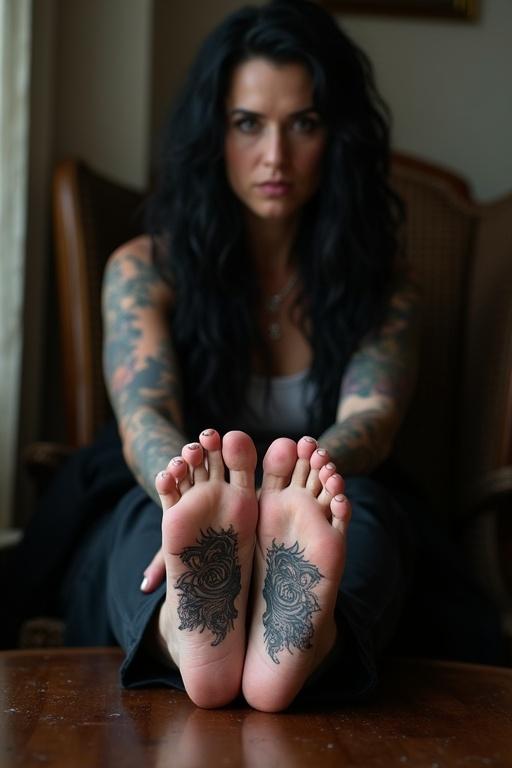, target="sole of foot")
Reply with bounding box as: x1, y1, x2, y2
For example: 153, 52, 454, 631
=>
242, 436, 351, 712
155, 428, 258, 708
